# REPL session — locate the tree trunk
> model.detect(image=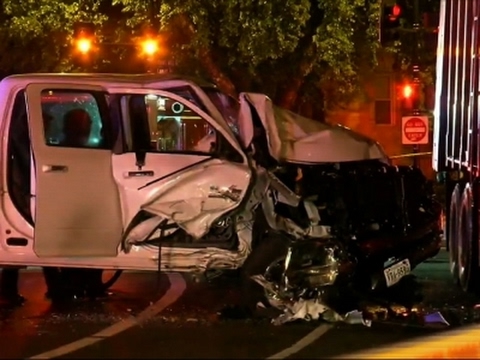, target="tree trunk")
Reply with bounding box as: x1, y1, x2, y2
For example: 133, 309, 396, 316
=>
197, 48, 238, 98
175, 14, 238, 98
276, 42, 317, 110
